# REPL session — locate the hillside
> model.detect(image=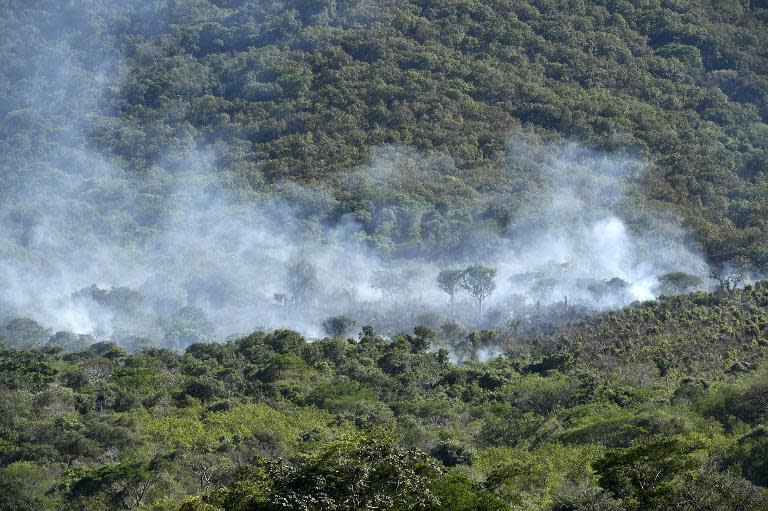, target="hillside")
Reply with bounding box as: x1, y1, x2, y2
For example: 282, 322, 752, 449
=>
2, 284, 768, 510
2, 1, 768, 510
1, 0, 767, 266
